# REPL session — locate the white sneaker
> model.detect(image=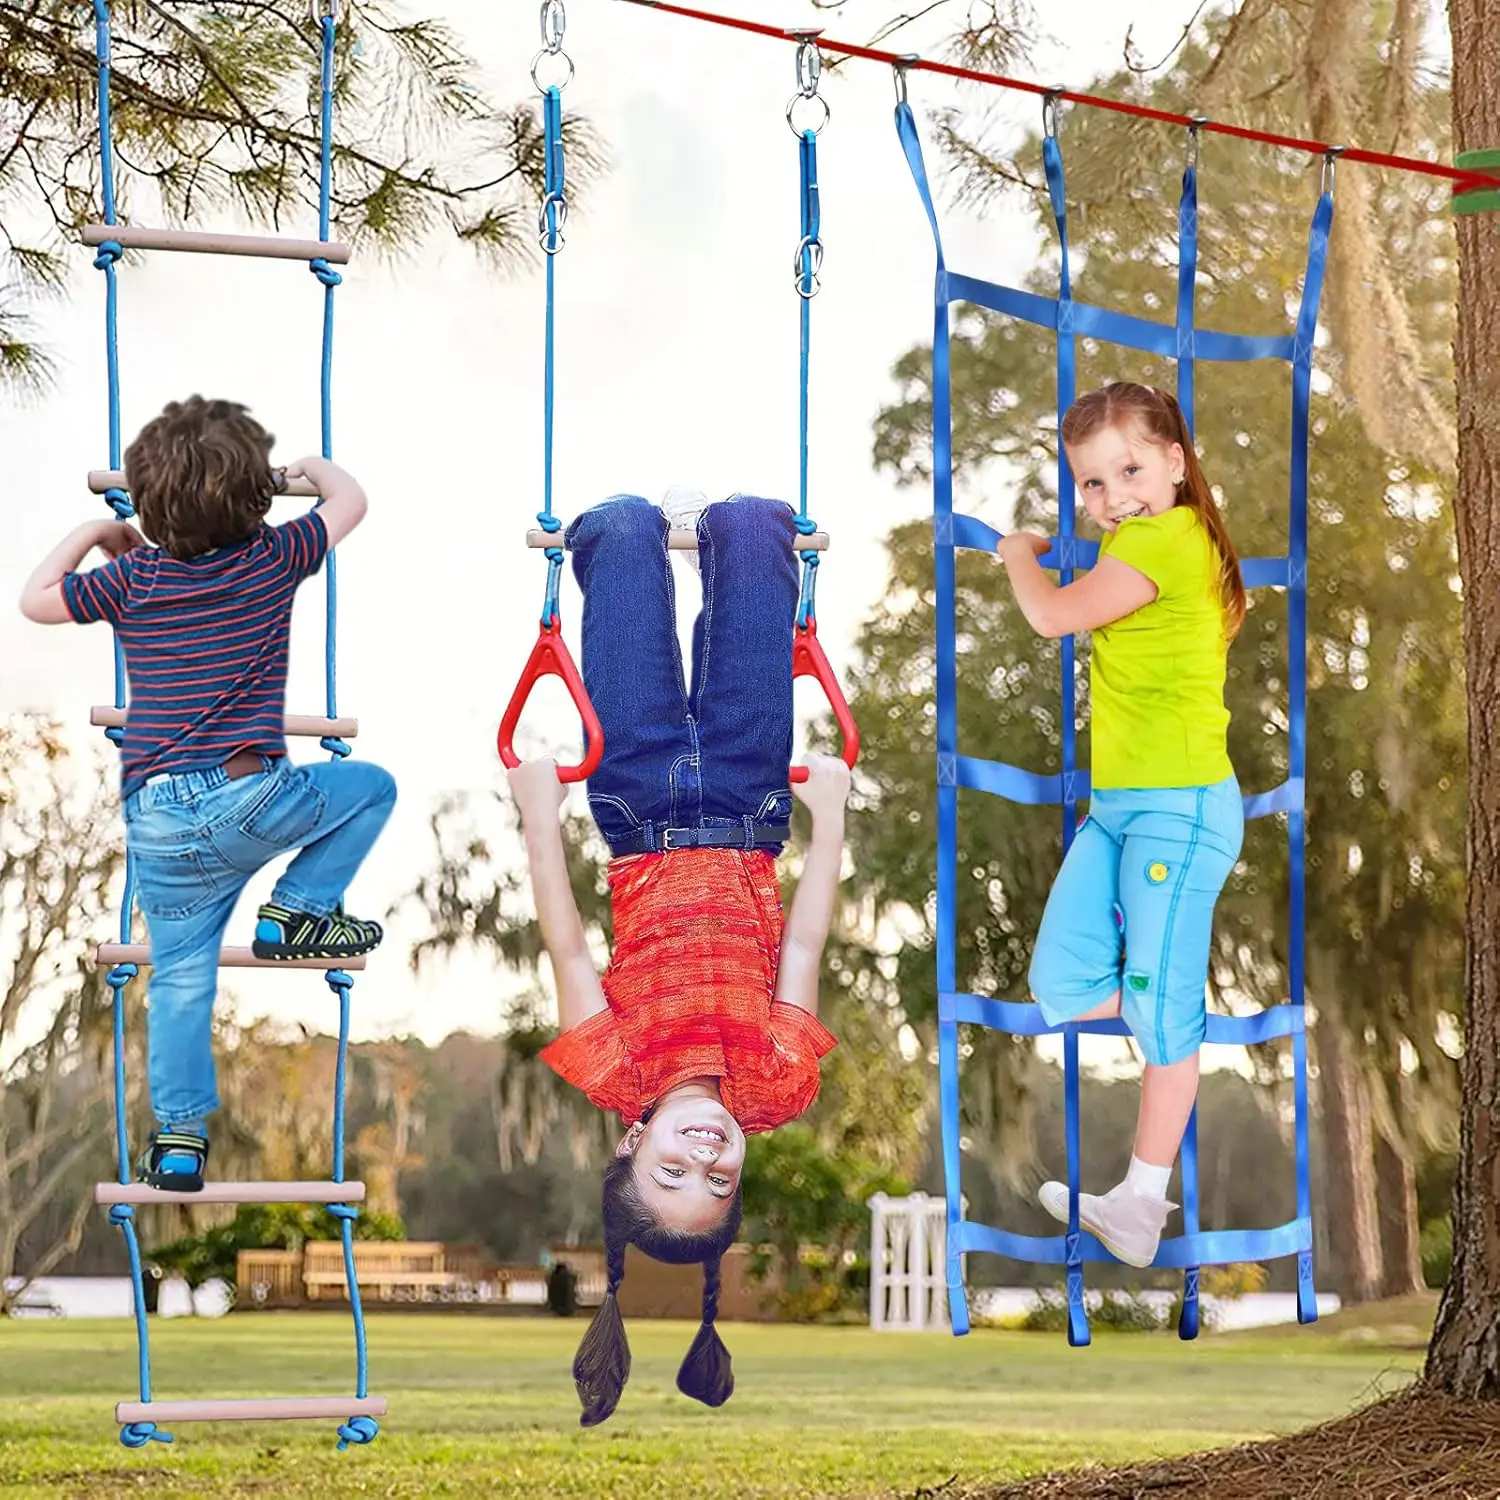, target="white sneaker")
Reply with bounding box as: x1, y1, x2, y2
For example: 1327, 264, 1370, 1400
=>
1038, 1179, 1176, 1269
661, 486, 709, 574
